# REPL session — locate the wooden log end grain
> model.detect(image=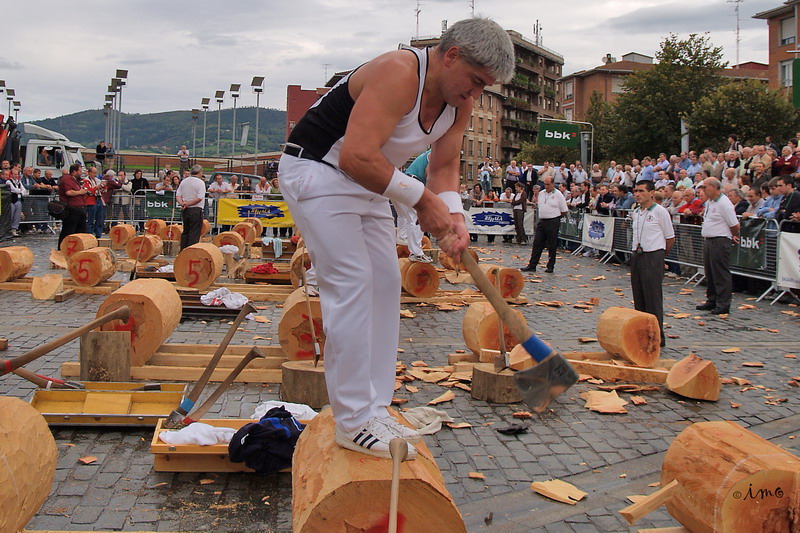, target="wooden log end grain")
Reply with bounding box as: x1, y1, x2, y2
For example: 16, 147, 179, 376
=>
174, 243, 224, 291
292, 408, 465, 533
125, 235, 164, 262
440, 247, 479, 271
666, 354, 721, 401
399, 258, 440, 298
59, 233, 98, 259
212, 231, 246, 255
462, 301, 525, 355
596, 307, 661, 368
289, 248, 312, 289
144, 218, 166, 236
109, 223, 136, 249
0, 245, 34, 282
279, 287, 325, 361
471, 363, 523, 403
97, 278, 182, 366
244, 217, 264, 237
67, 247, 117, 287
200, 218, 212, 237
159, 224, 183, 243
280, 360, 328, 409
31, 274, 65, 300
233, 221, 258, 244
0, 397, 57, 533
